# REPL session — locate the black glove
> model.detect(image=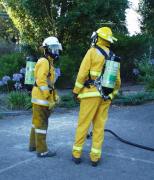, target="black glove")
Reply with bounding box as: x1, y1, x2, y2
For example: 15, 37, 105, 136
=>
73, 93, 79, 102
